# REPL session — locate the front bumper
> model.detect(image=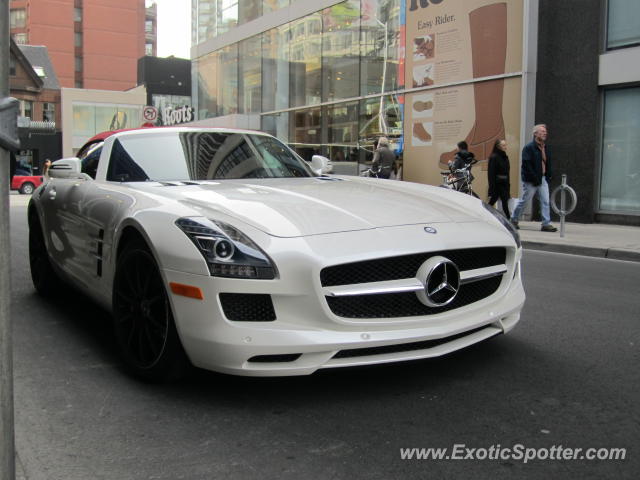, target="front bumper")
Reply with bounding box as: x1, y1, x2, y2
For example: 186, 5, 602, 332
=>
163, 236, 525, 376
